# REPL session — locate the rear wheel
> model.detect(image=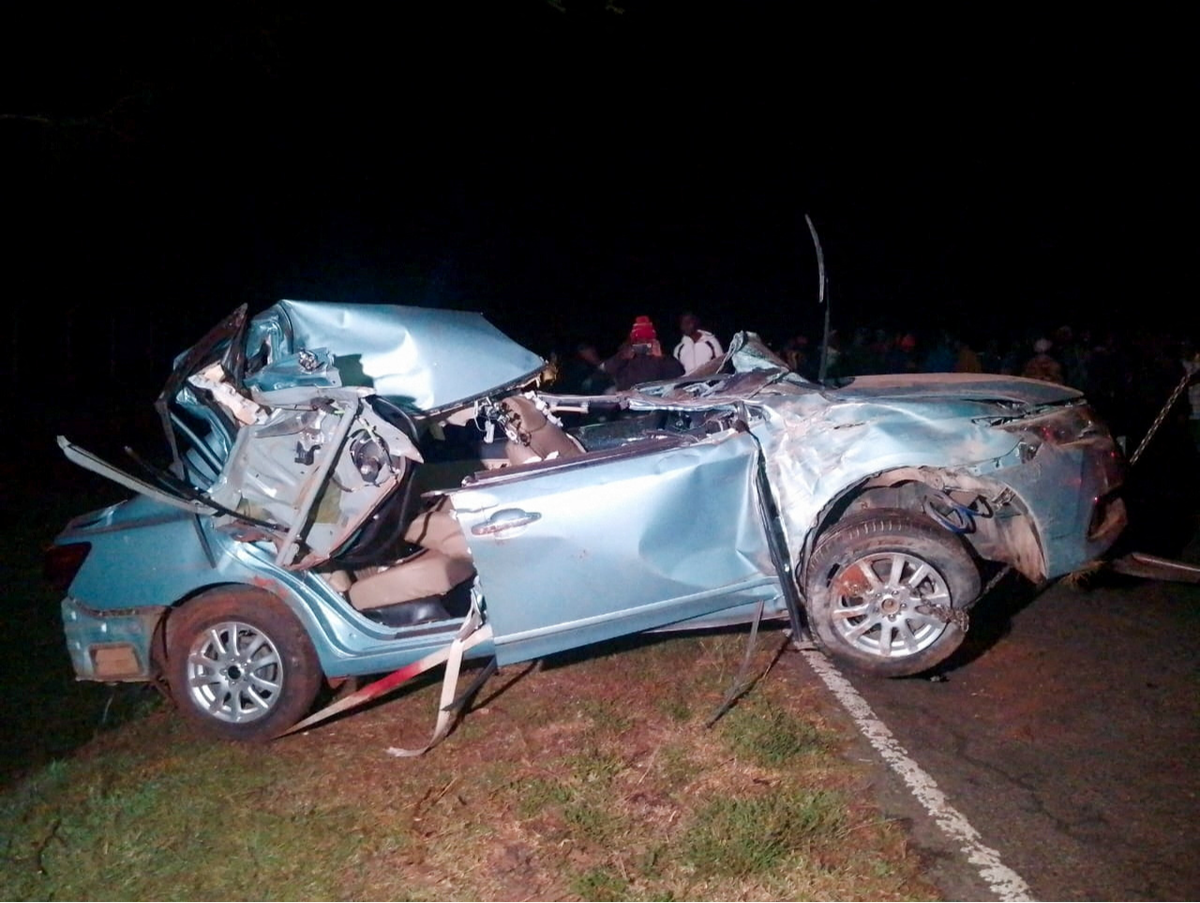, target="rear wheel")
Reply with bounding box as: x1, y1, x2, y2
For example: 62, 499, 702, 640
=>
166, 587, 322, 741
804, 510, 980, 677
